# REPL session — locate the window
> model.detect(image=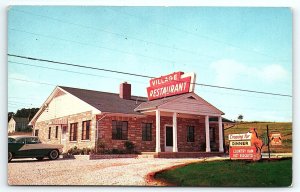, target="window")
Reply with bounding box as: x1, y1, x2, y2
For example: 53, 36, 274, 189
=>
34, 129, 39, 137
112, 120, 128, 140
48, 127, 51, 140
70, 123, 78, 141
55, 126, 58, 139
142, 123, 152, 141
209, 127, 216, 143
187, 126, 195, 142
17, 138, 26, 144
82, 121, 91, 140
